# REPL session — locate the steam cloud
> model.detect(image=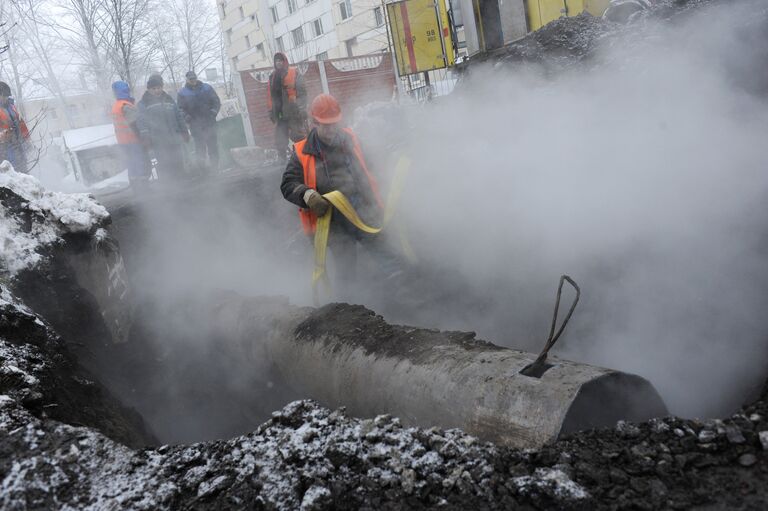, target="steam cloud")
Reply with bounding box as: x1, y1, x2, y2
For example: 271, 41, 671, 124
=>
392, 0, 768, 418
97, 0, 768, 443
